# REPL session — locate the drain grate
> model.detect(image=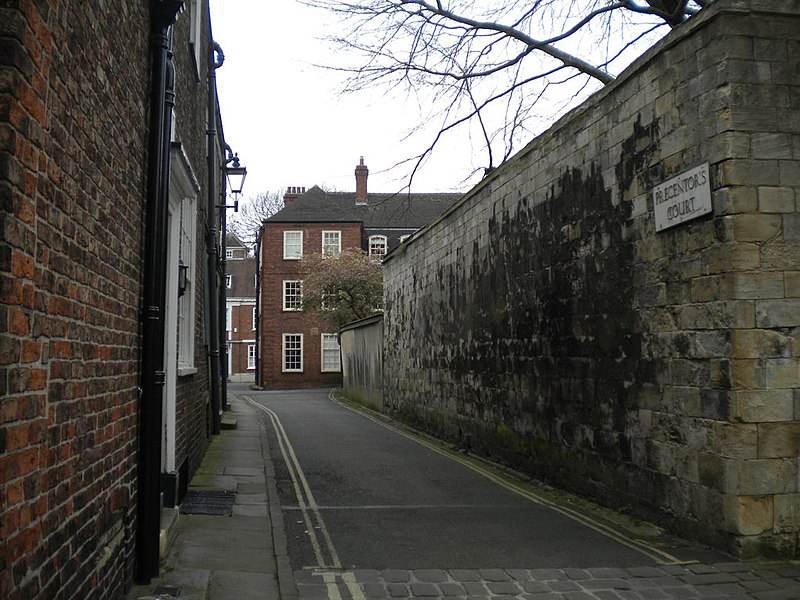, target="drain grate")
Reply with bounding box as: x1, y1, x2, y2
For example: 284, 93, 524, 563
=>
179, 490, 236, 516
